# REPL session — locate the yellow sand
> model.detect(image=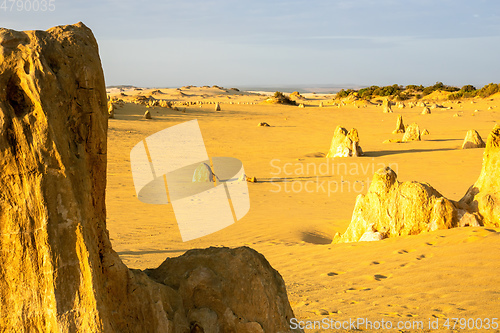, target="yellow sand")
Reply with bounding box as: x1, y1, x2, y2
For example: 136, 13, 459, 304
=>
106, 87, 500, 331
